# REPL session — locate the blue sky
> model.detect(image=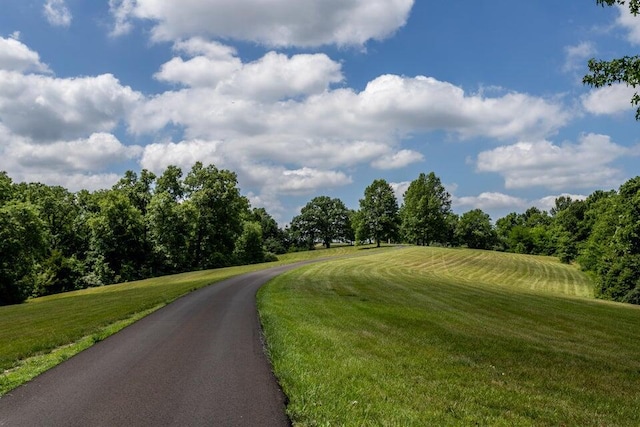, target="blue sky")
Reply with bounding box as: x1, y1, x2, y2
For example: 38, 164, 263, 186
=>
1, 0, 639, 223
